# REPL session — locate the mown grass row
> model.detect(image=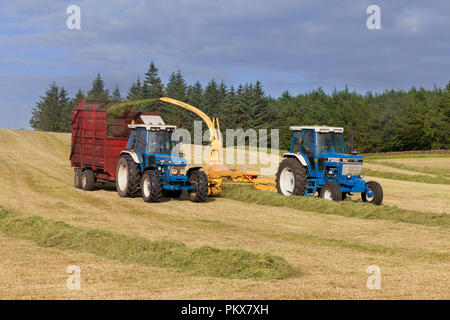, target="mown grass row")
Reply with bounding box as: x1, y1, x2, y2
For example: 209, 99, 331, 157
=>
366, 160, 450, 178
222, 187, 450, 227
363, 168, 450, 185
0, 208, 300, 280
